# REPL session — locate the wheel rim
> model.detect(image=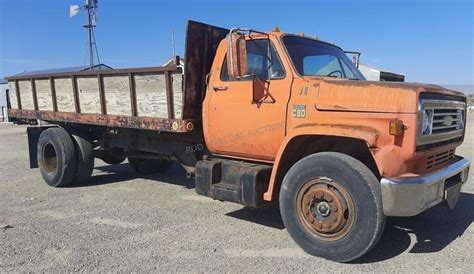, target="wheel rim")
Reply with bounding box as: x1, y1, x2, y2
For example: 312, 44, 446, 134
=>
296, 177, 355, 241
42, 143, 58, 175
